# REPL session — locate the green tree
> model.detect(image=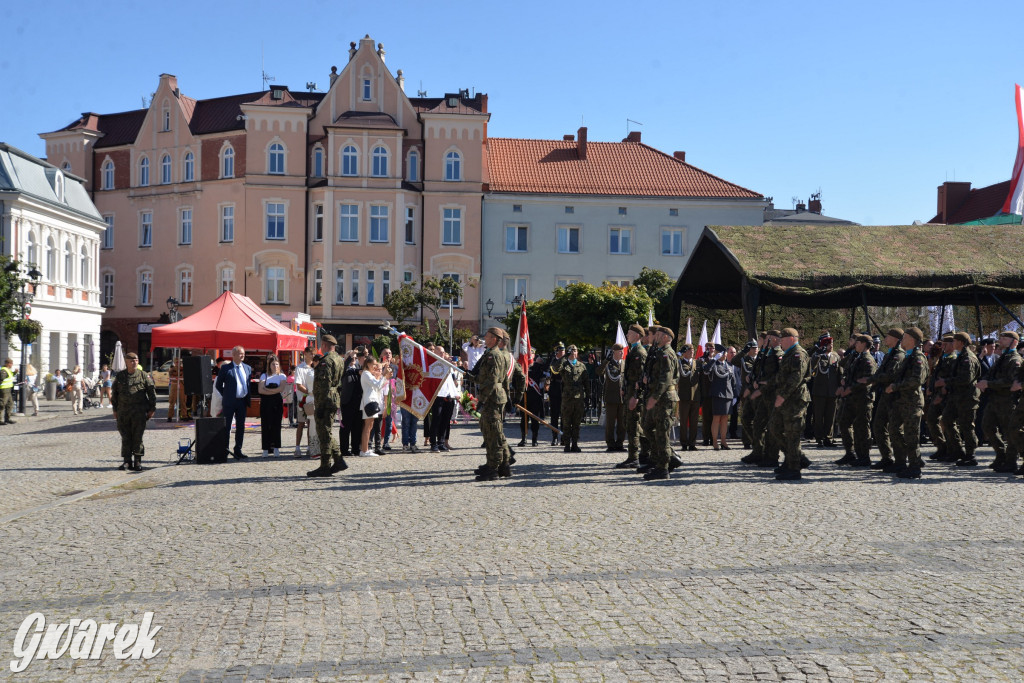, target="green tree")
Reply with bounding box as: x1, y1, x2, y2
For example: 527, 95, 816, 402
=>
382, 276, 472, 348
382, 282, 418, 327
632, 266, 674, 324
